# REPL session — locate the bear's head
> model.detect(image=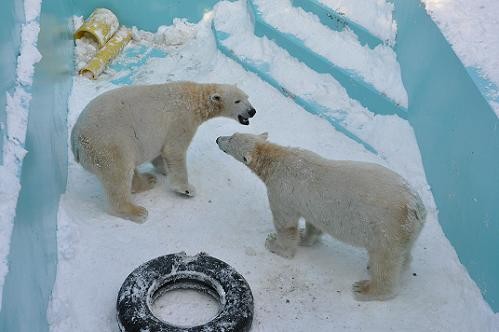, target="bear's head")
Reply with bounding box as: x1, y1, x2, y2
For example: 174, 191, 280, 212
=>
209, 85, 256, 125
216, 132, 268, 165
